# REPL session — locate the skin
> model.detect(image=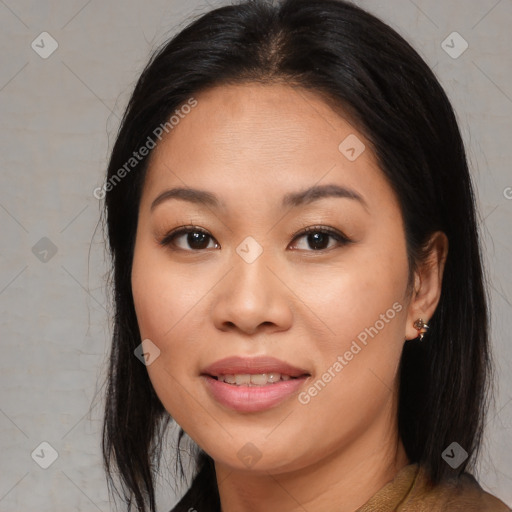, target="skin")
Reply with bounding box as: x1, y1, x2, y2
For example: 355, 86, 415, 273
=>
131, 83, 448, 512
